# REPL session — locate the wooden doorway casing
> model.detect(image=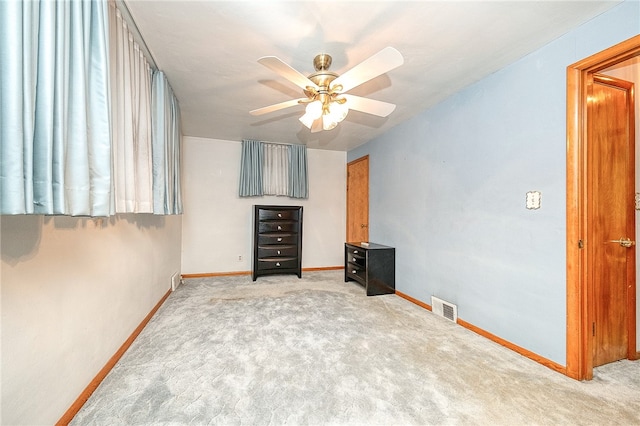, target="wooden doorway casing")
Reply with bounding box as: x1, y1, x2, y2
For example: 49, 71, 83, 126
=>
566, 34, 640, 380
346, 155, 369, 243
